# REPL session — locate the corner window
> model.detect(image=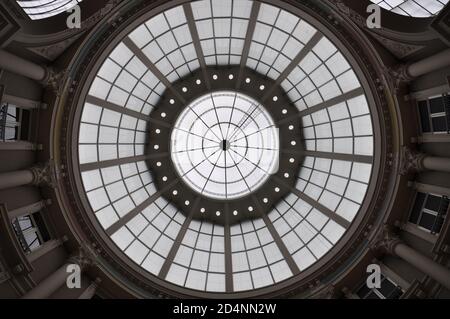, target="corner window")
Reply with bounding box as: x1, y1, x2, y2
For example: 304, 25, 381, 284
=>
0, 103, 31, 142
417, 93, 450, 134
409, 192, 449, 234
11, 212, 51, 254
16, 0, 82, 20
